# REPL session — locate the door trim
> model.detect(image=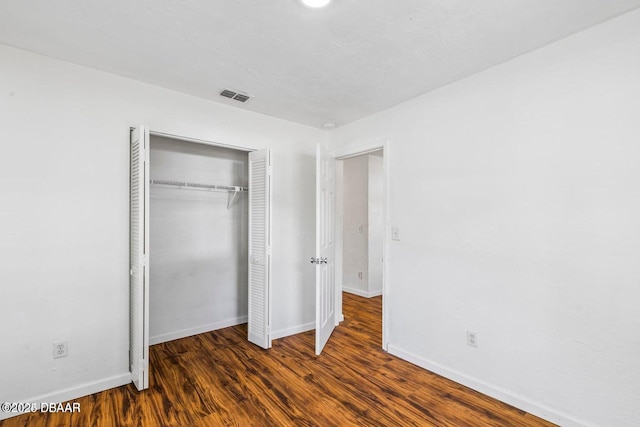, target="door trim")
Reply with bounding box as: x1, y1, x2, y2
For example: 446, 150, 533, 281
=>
149, 130, 256, 152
